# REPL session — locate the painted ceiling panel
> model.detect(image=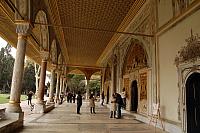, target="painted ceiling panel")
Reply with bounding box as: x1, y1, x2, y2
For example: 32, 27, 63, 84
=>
53, 0, 135, 66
